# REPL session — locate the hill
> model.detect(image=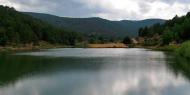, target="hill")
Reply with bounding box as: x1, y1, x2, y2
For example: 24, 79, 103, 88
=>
0, 6, 82, 46
24, 12, 165, 38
